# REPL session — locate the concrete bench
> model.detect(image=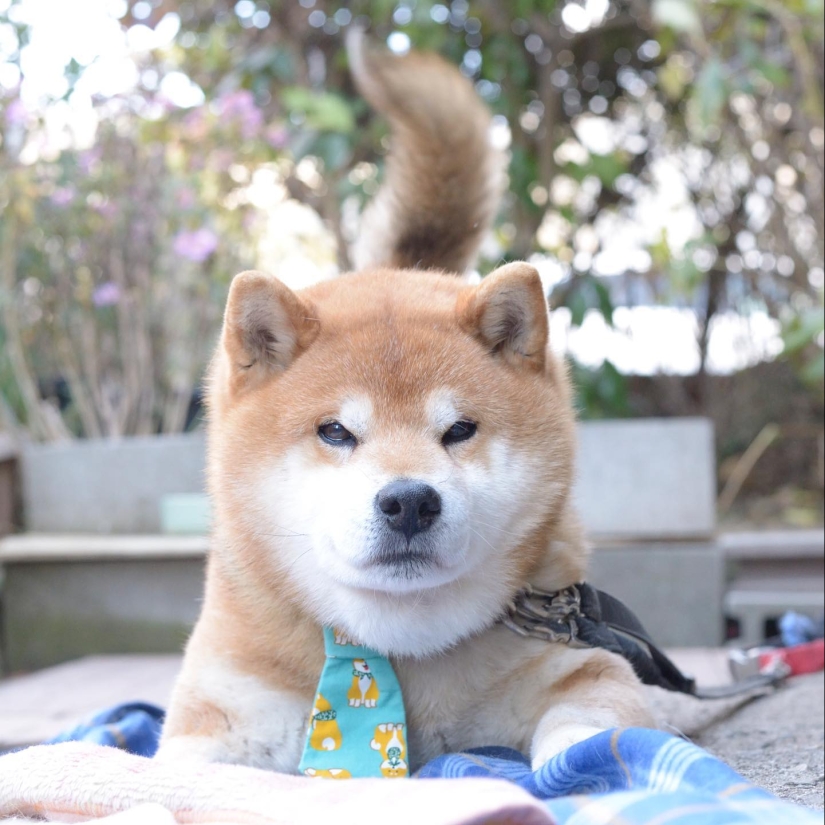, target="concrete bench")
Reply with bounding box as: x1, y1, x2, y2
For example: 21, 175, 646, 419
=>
0, 434, 17, 538
0, 536, 206, 673
20, 433, 206, 535
720, 530, 825, 647
18, 421, 716, 540
1, 418, 726, 670
6, 527, 816, 665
